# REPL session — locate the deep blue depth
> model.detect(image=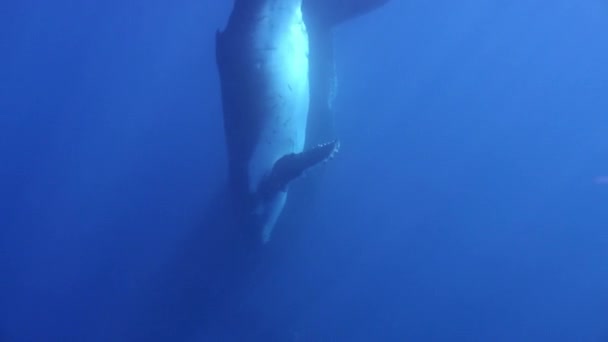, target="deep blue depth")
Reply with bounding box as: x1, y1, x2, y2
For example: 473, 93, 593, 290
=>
2, 1, 608, 341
